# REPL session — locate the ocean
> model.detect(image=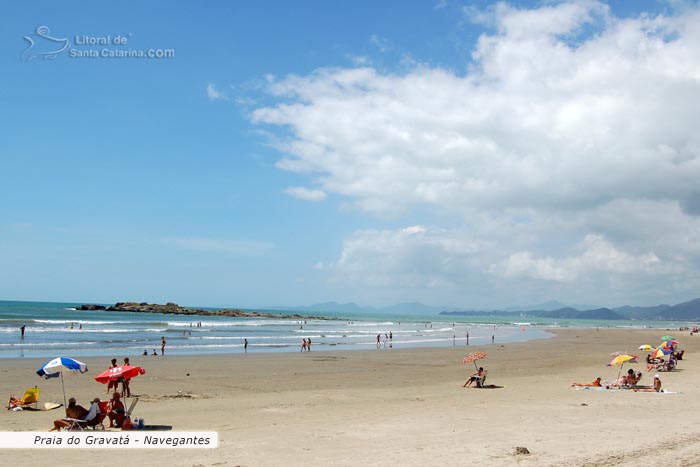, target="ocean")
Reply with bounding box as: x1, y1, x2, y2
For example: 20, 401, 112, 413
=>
0, 300, 691, 359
